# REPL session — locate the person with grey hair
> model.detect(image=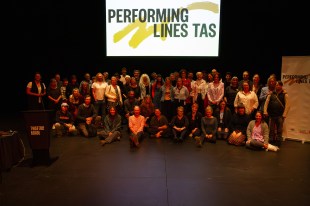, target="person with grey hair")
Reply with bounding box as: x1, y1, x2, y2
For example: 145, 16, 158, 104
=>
191, 71, 207, 115
139, 73, 151, 100
105, 76, 123, 111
